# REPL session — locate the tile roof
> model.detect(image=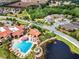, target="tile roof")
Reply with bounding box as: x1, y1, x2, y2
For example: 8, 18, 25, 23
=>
28, 29, 41, 37
10, 25, 24, 37
12, 29, 24, 37
0, 27, 10, 38
0, 25, 24, 38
